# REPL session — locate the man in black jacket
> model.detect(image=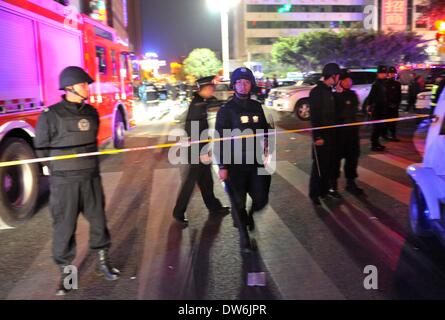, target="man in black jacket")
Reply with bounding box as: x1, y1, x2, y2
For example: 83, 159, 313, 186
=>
366, 65, 388, 151
34, 66, 120, 296
308, 63, 341, 205
172, 76, 229, 225
384, 66, 402, 141
332, 70, 364, 195
215, 67, 272, 252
